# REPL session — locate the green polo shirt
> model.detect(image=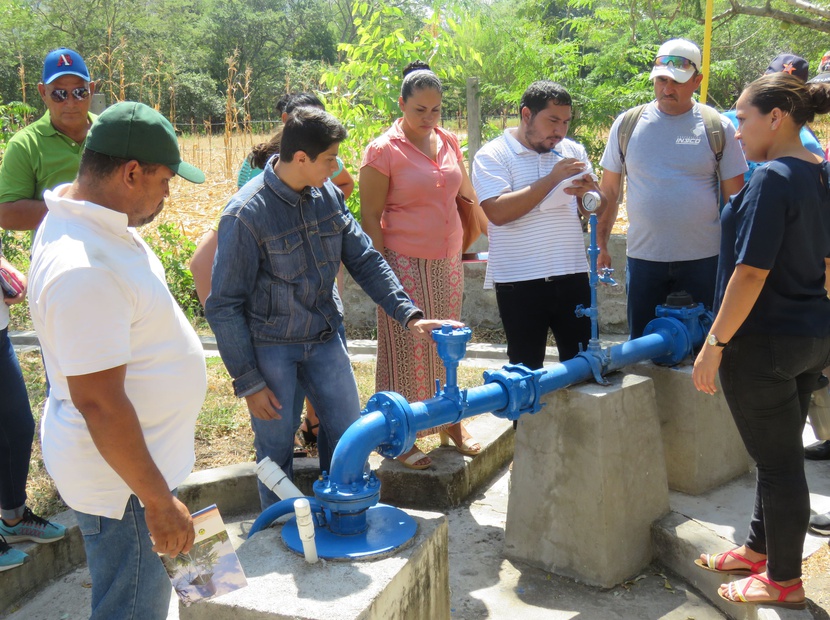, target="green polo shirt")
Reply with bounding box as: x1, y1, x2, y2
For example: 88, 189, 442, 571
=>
0, 111, 96, 202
